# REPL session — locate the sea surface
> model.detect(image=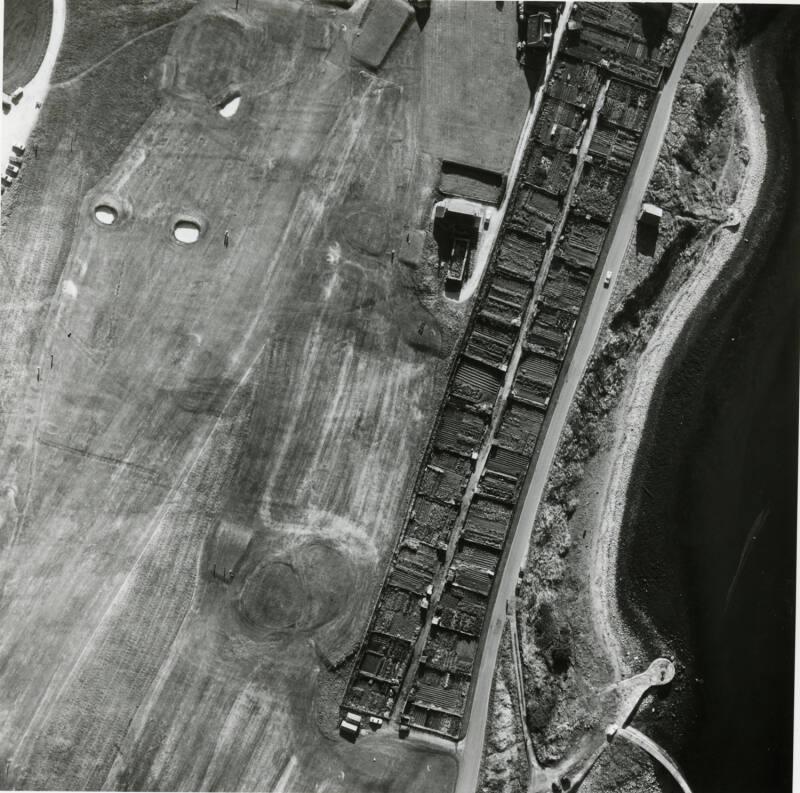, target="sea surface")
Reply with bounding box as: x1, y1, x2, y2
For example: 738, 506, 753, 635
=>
616, 11, 798, 793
